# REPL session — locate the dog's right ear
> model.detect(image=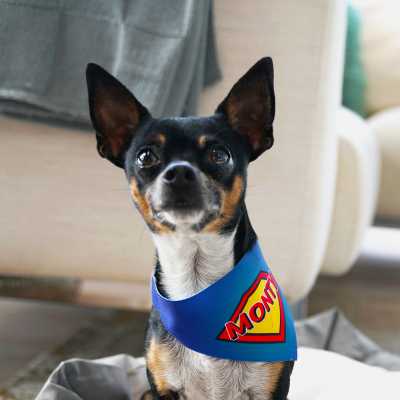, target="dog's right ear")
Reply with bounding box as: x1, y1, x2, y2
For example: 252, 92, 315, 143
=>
86, 63, 150, 168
